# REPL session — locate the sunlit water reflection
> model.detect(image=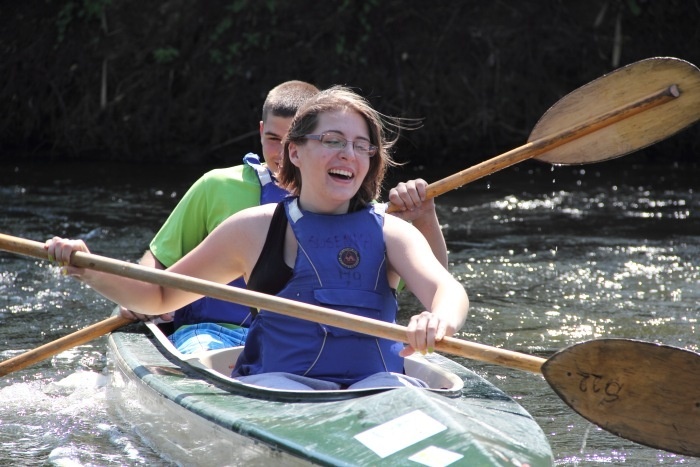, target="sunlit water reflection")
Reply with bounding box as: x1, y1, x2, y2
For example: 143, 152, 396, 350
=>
1, 160, 698, 465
